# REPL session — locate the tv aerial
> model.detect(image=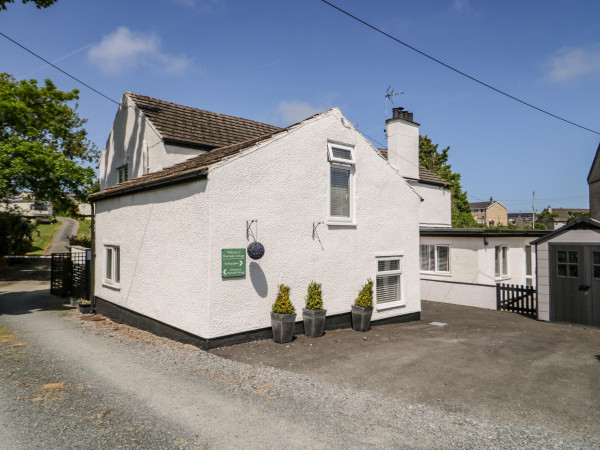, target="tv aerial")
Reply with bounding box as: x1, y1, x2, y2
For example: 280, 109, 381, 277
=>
385, 86, 404, 120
